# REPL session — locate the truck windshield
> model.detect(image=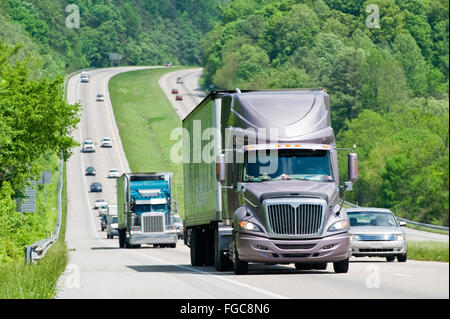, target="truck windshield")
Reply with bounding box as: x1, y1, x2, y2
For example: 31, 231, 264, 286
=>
135, 204, 166, 213
244, 149, 334, 182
